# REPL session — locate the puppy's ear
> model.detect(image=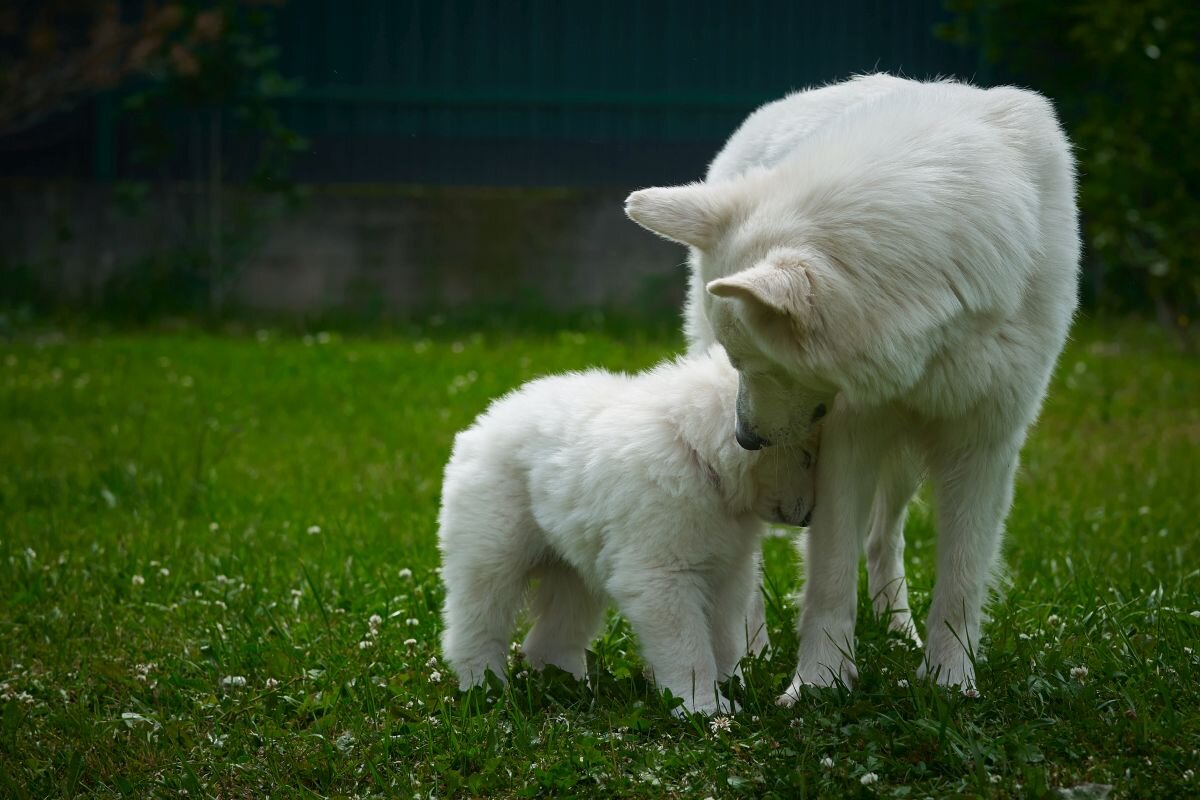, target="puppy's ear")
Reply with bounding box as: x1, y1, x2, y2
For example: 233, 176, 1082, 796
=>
624, 183, 729, 250
706, 261, 814, 322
